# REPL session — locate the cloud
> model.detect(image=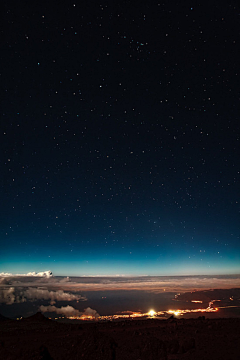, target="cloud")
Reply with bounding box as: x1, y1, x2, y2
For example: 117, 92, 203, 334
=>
0, 272, 13, 277
37, 275, 240, 293
0, 287, 87, 305
83, 307, 100, 318
39, 305, 99, 318
0, 287, 27, 305
59, 276, 71, 283
0, 270, 52, 278
0, 277, 11, 285
1, 274, 240, 294
22, 288, 87, 304
0, 287, 15, 305
40, 305, 81, 317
